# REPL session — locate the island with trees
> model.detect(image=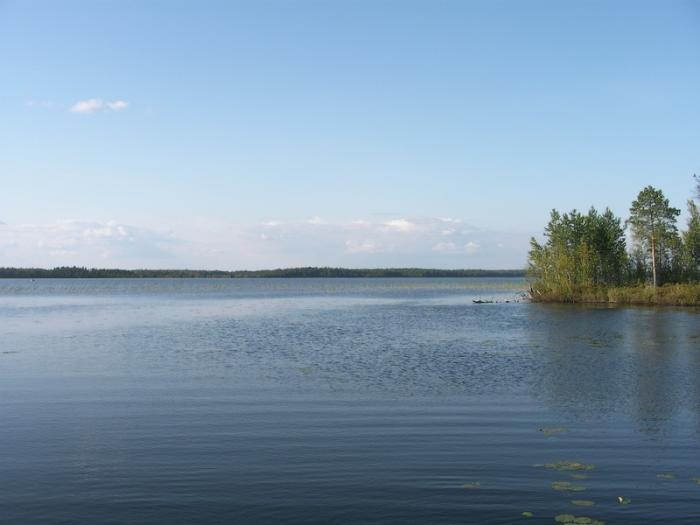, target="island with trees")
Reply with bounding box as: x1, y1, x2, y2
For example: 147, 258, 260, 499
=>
528, 176, 700, 306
